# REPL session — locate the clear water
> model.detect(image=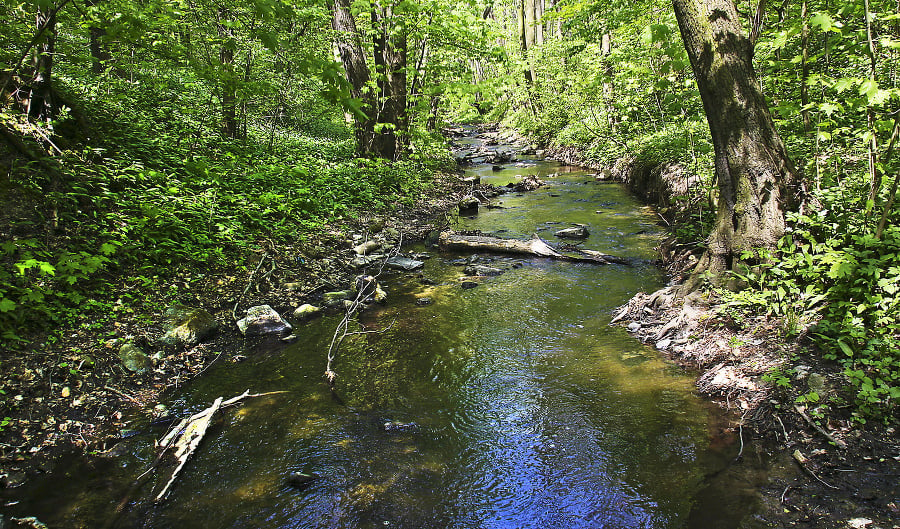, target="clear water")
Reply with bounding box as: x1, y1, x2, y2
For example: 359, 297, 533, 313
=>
1, 148, 768, 528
